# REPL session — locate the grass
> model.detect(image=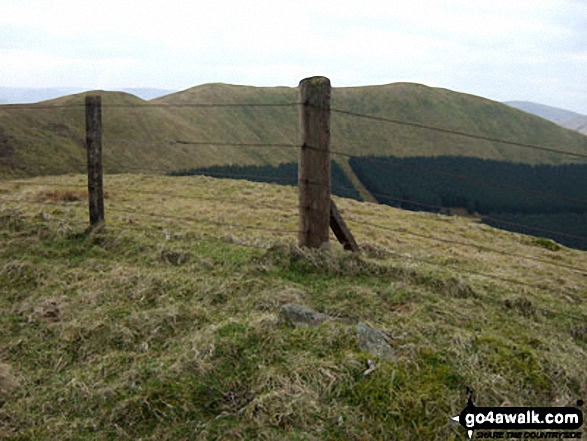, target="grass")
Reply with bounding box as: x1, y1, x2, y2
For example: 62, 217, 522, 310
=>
0, 174, 585, 440
2, 83, 587, 181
